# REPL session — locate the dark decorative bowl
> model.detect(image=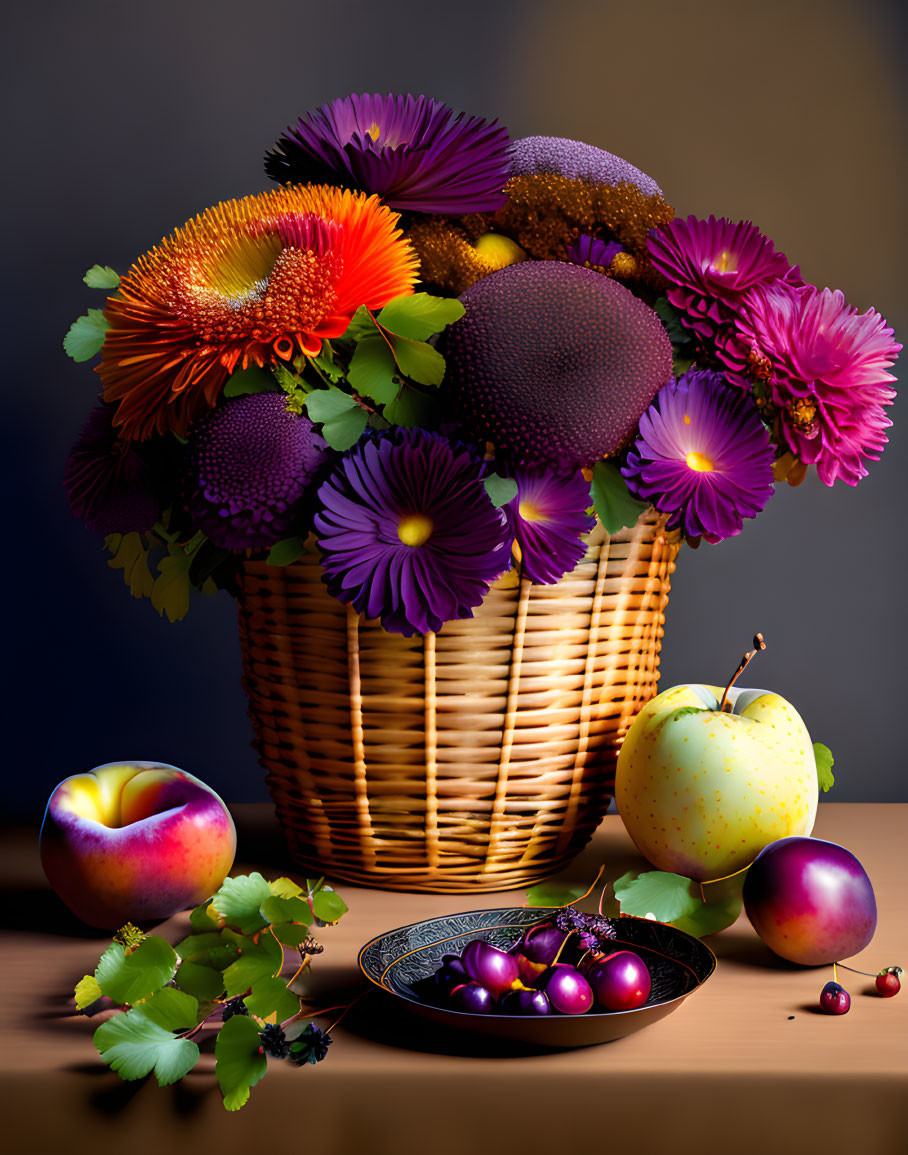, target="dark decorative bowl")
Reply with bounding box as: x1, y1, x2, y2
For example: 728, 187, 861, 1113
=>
358, 906, 717, 1047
